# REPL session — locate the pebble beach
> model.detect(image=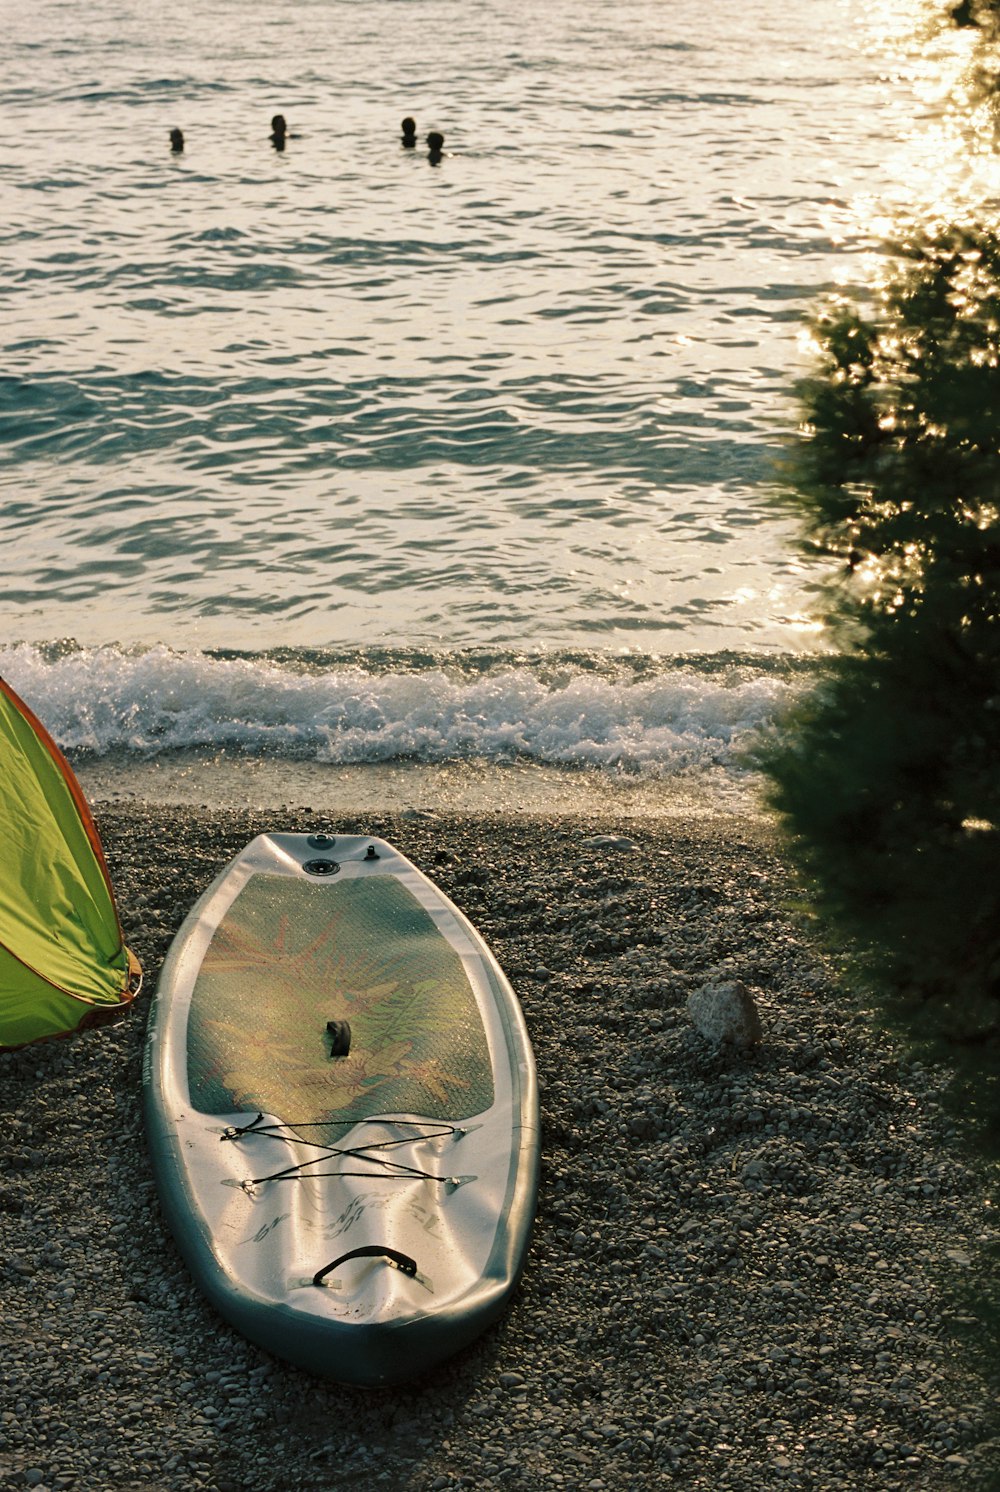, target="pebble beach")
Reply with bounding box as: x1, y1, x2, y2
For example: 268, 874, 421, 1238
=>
1, 799, 997, 1492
